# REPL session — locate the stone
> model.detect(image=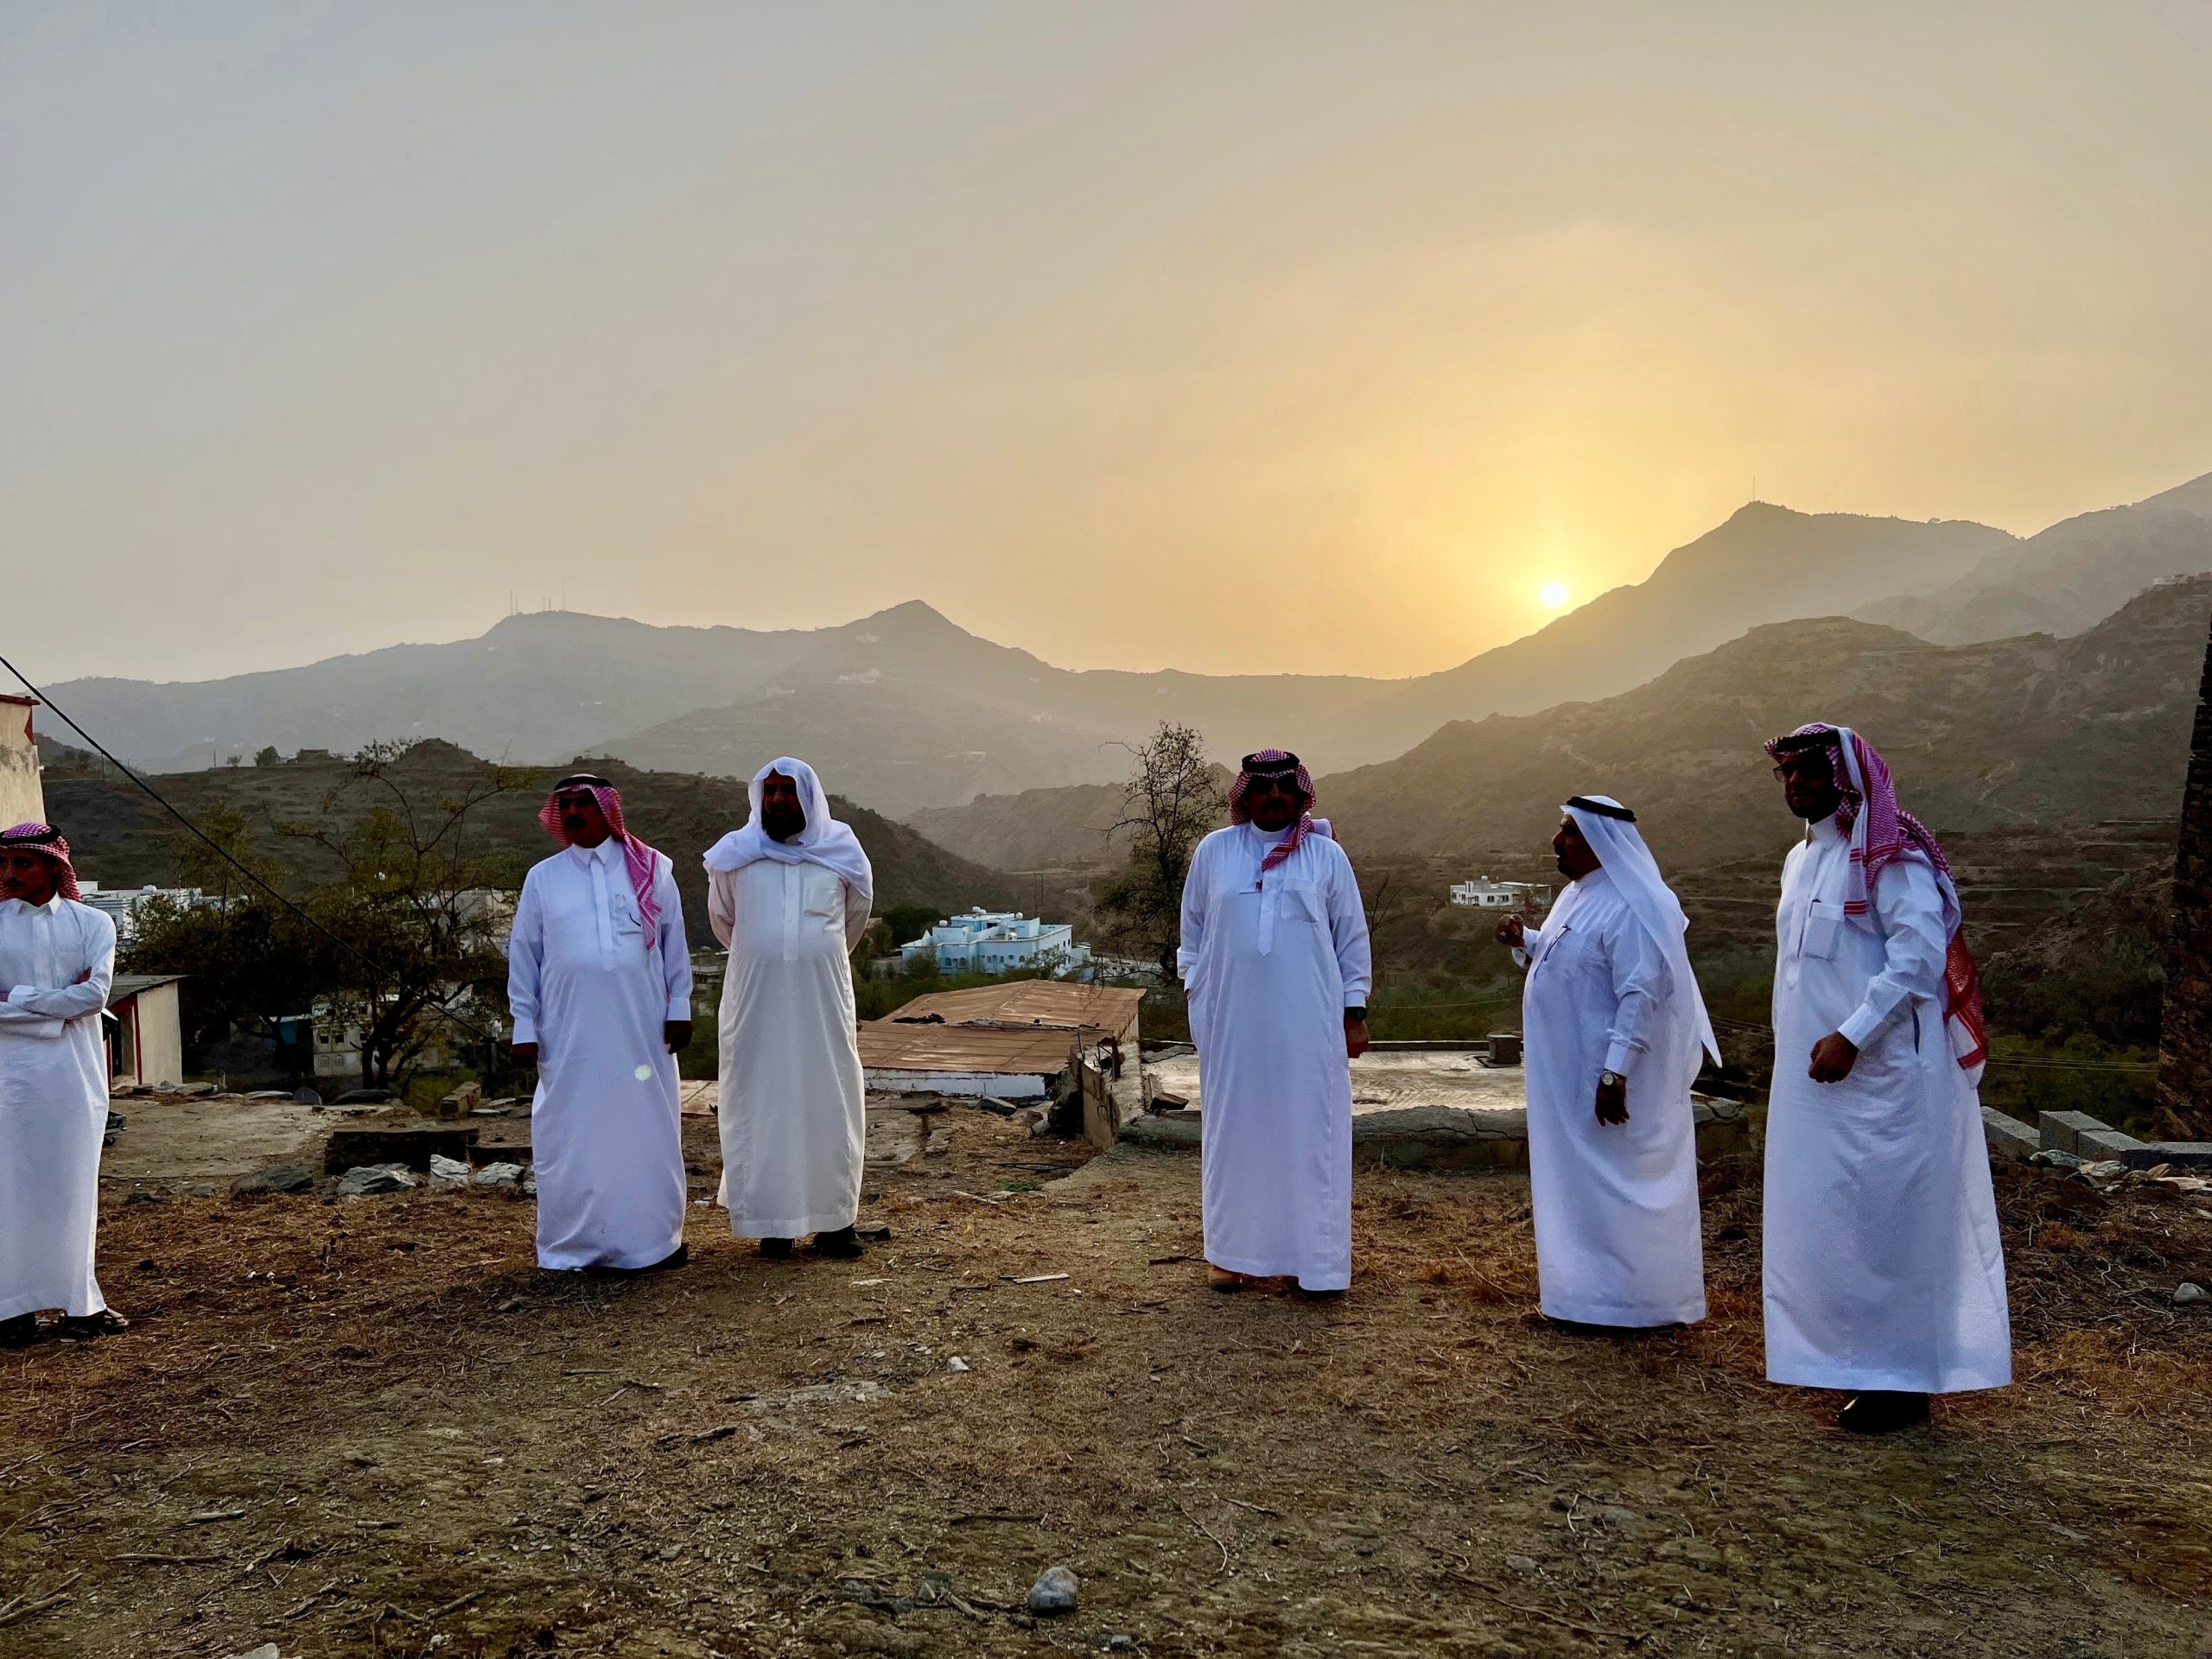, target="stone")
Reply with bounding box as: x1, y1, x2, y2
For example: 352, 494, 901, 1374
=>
2037, 1110, 2107, 1155
175, 1081, 217, 1097
1026, 1565, 1078, 1616
222, 1646, 283, 1659
323, 1122, 477, 1175
335, 1163, 418, 1197
123, 1190, 161, 1206
2176, 1282, 2209, 1306
429, 1154, 472, 1186
438, 1081, 483, 1118
1980, 1107, 2041, 1162
1100, 1637, 1138, 1653
292, 1087, 322, 1106
245, 1090, 291, 1100
946, 1356, 970, 1374
232, 1165, 315, 1196
2079, 1128, 2144, 1162
186, 1184, 216, 1198
473, 1161, 524, 1187
522, 1167, 537, 1196
2031, 1148, 2088, 1169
